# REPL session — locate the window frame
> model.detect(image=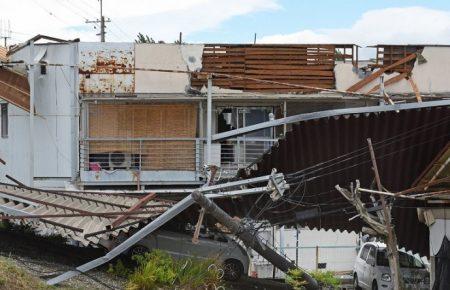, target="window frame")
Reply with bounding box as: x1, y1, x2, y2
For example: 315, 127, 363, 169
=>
1, 103, 8, 138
